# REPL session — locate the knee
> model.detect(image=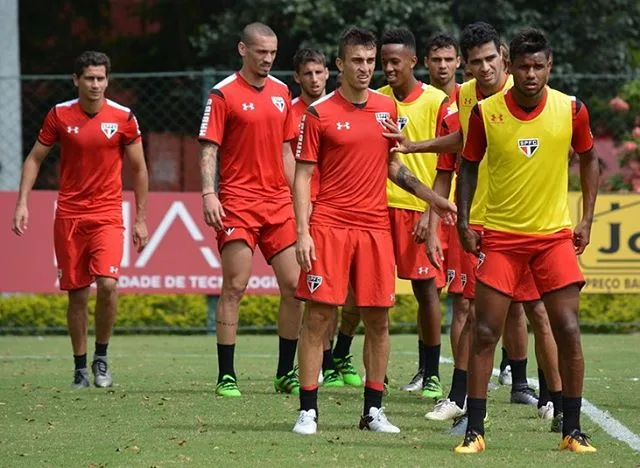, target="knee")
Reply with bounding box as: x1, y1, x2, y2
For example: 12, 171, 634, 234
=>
278, 274, 299, 299
96, 277, 118, 296
554, 315, 581, 343
221, 278, 248, 303
475, 321, 501, 348
526, 301, 551, 330
304, 307, 332, 333
363, 312, 389, 336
